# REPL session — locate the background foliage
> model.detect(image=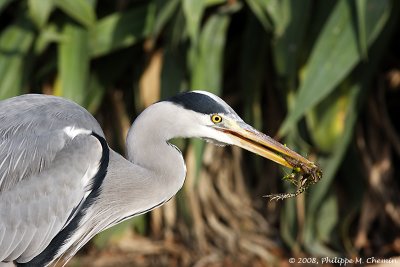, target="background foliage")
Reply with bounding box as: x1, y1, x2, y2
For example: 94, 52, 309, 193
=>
1, 0, 400, 266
